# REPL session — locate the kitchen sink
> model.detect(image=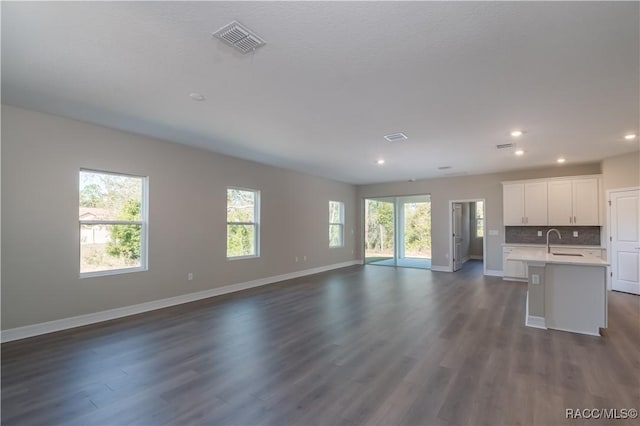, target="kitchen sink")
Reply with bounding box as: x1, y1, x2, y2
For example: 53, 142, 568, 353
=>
551, 252, 583, 257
